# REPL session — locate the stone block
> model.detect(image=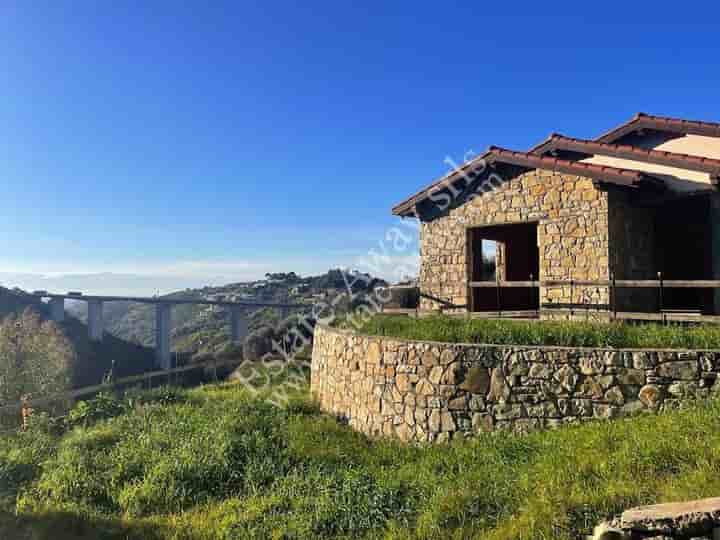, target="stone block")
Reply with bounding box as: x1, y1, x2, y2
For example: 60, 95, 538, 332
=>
367, 341, 382, 364
593, 403, 619, 419
632, 351, 656, 370
468, 395, 486, 411
448, 395, 469, 410
396, 374, 412, 393
580, 356, 605, 375
554, 364, 580, 393
472, 413, 493, 433
656, 361, 698, 381
428, 365, 444, 385
526, 401, 559, 418
617, 368, 645, 386
494, 402, 524, 421
604, 386, 625, 406
421, 349, 438, 367
528, 362, 552, 379
604, 352, 624, 366
488, 367, 512, 402
668, 381, 699, 398
621, 497, 720, 536
441, 362, 463, 385
578, 377, 604, 399
459, 366, 490, 394
415, 378, 435, 396
638, 384, 664, 408
440, 349, 457, 365
506, 352, 529, 377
